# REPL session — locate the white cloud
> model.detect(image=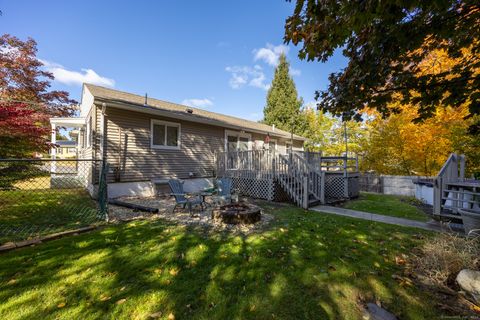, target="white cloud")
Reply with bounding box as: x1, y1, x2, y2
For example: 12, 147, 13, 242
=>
290, 67, 301, 76
253, 43, 289, 66
181, 98, 213, 108
225, 65, 270, 91
41, 59, 115, 87
225, 43, 301, 91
